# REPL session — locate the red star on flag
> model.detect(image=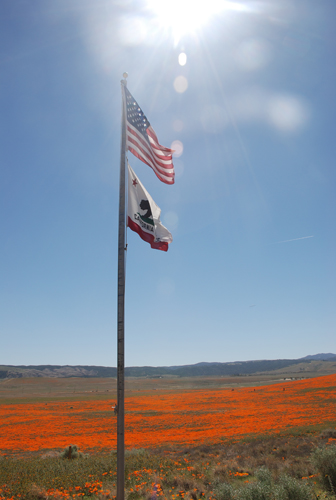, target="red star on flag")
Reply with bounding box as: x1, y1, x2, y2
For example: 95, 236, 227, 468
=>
132, 178, 138, 186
